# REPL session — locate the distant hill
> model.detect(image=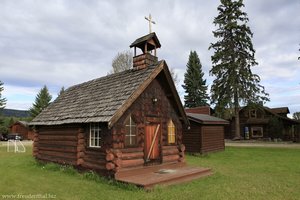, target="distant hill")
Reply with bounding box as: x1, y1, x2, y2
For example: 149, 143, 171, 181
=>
1, 109, 30, 118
